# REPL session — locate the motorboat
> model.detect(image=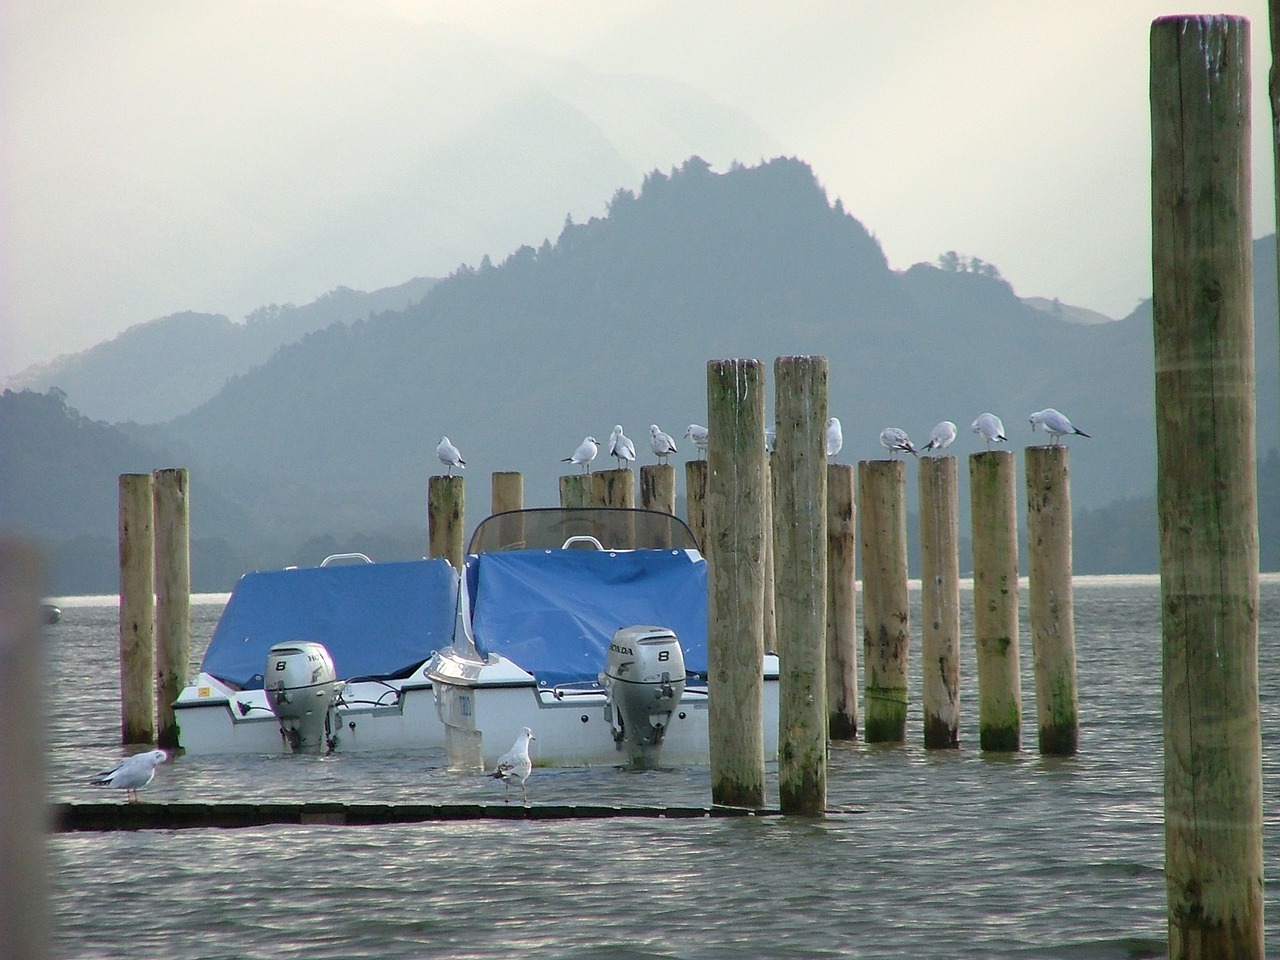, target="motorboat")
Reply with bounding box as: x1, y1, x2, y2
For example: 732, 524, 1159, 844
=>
173, 553, 457, 754
425, 507, 780, 769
